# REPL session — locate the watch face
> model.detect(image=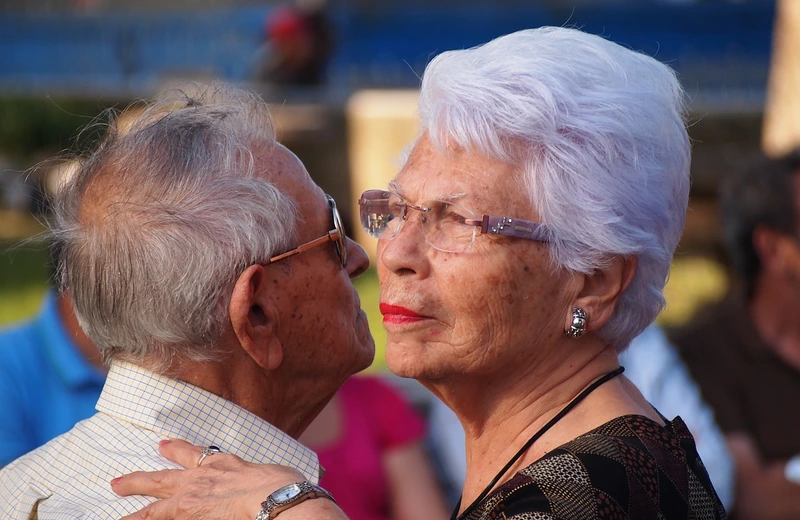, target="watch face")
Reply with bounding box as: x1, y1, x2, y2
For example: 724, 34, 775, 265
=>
273, 483, 303, 503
